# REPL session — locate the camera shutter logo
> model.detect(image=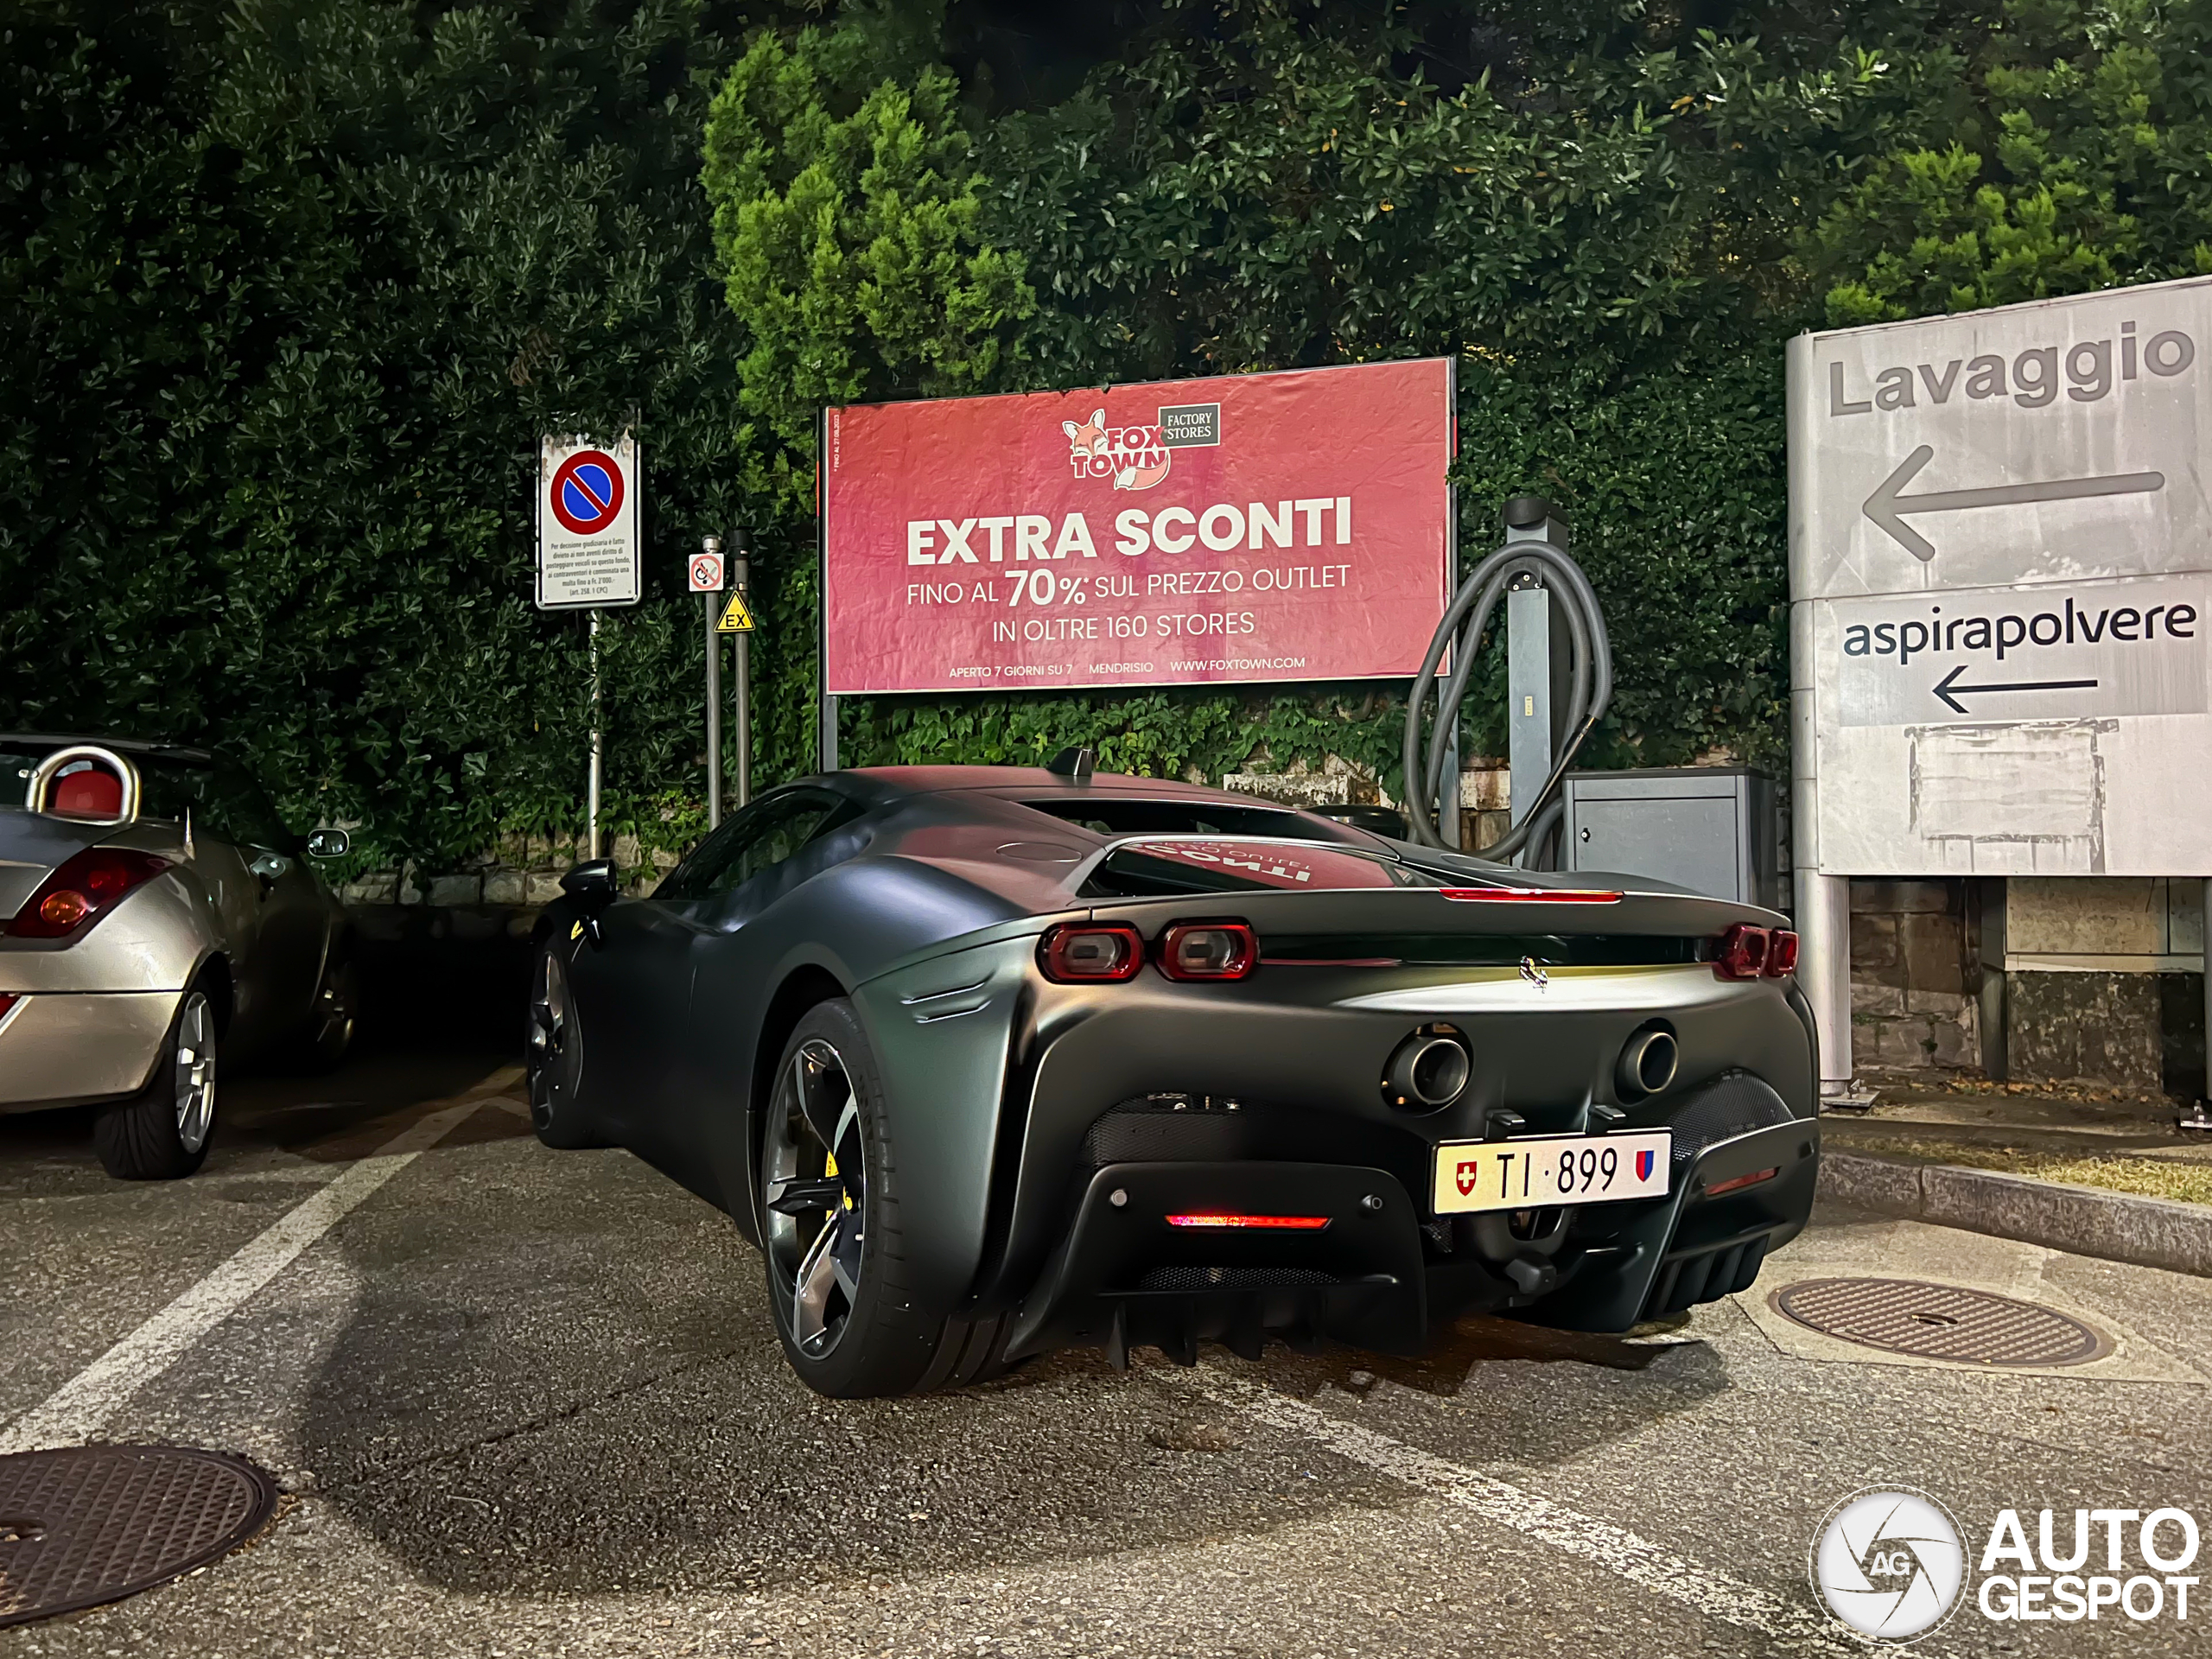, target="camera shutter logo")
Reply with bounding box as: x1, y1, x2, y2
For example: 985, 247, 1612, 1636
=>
1810, 1488, 1967, 1643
